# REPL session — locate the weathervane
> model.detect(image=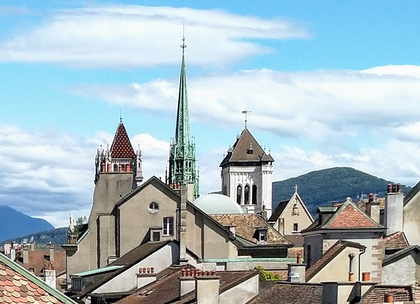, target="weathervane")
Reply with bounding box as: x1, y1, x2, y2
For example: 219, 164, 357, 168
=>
242, 109, 252, 128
